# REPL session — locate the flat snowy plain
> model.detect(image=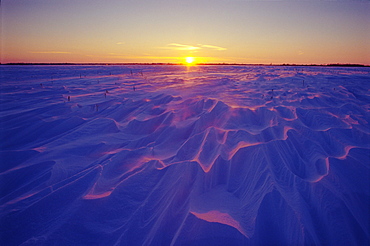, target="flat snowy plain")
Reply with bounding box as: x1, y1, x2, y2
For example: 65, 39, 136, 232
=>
1, 65, 369, 245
